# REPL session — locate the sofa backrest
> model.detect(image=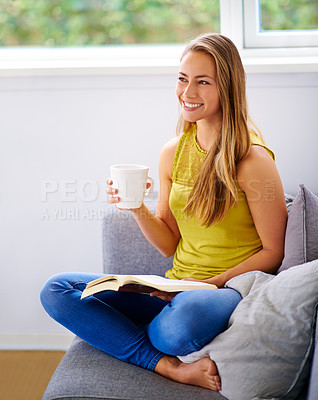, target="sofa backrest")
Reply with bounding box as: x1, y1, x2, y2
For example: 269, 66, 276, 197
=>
102, 204, 173, 276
